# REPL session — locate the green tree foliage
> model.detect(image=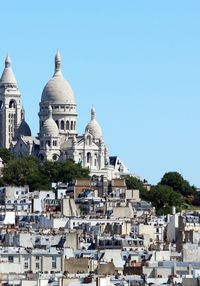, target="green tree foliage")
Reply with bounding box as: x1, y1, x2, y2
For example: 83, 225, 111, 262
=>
160, 171, 198, 206
147, 184, 183, 215
0, 148, 15, 164
2, 157, 49, 191
160, 171, 196, 196
39, 160, 90, 184
2, 155, 90, 191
